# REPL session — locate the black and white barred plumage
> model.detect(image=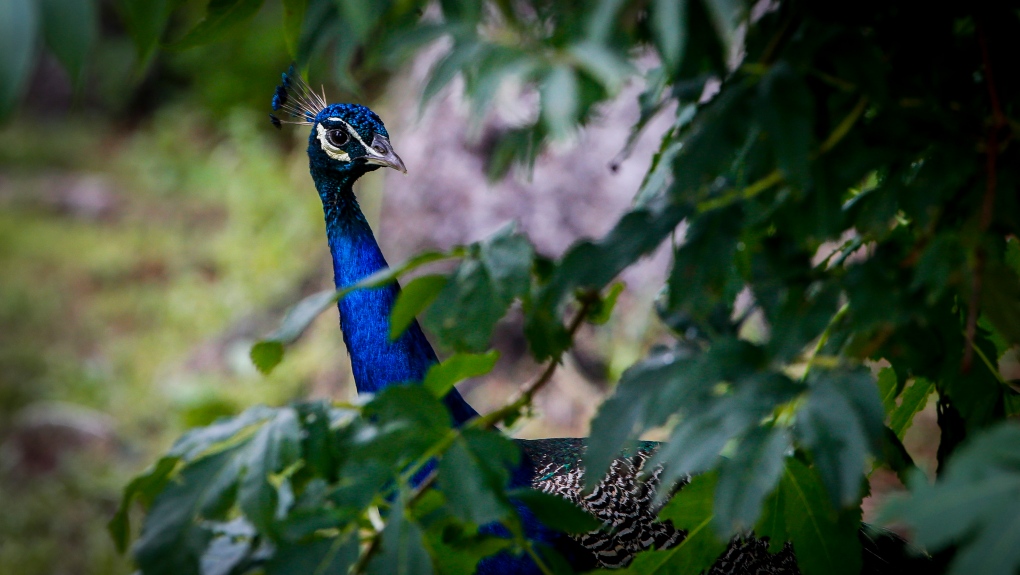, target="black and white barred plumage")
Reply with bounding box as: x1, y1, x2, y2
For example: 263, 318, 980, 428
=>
518, 439, 920, 575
